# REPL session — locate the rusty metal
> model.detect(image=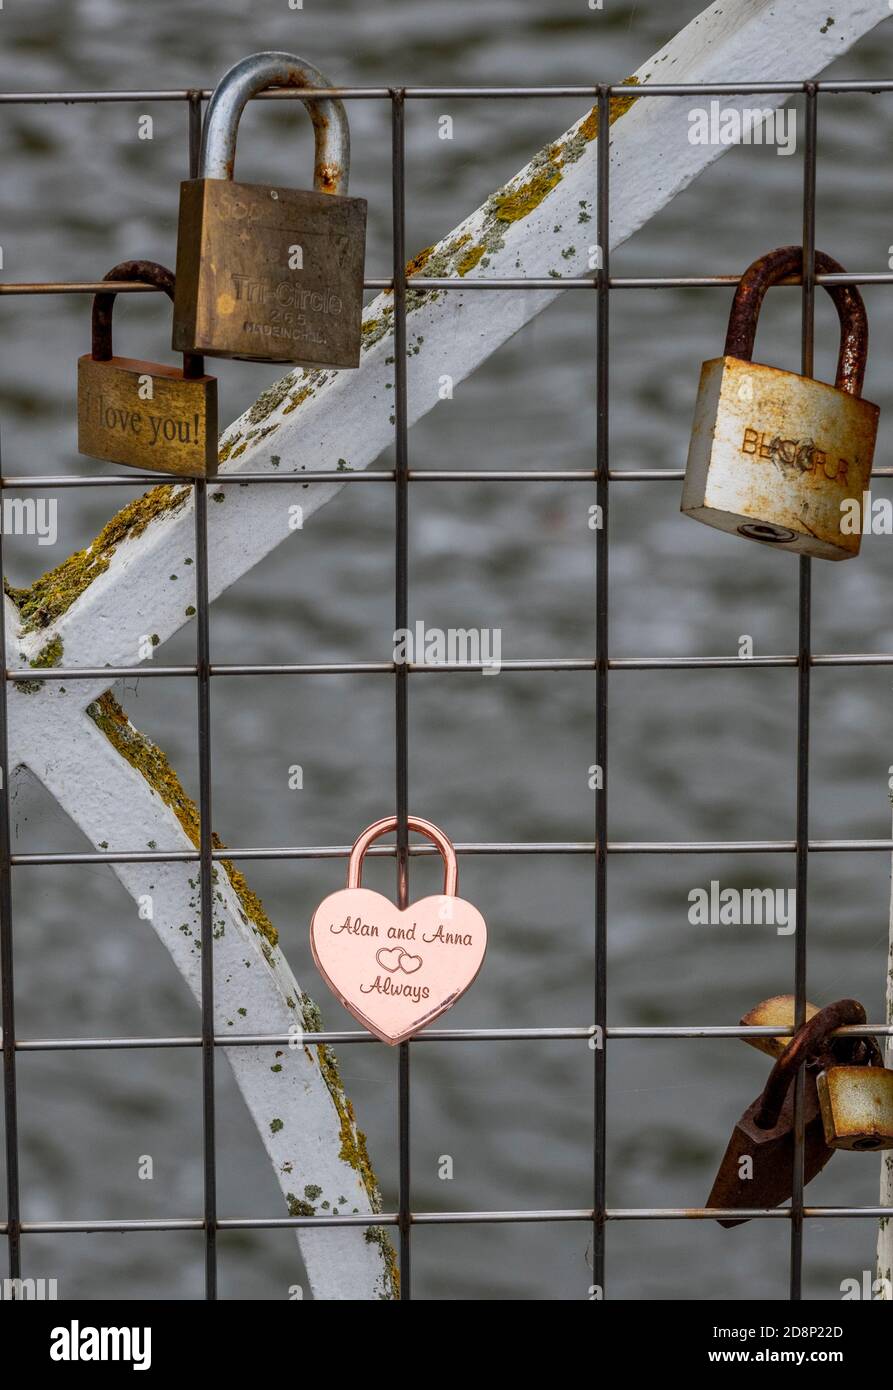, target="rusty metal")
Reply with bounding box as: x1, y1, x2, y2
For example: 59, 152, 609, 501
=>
740, 993, 820, 1060
681, 244, 880, 561
724, 246, 868, 396
199, 52, 350, 191
172, 52, 366, 366
707, 999, 871, 1228
817, 1063, 893, 1151
78, 260, 217, 478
